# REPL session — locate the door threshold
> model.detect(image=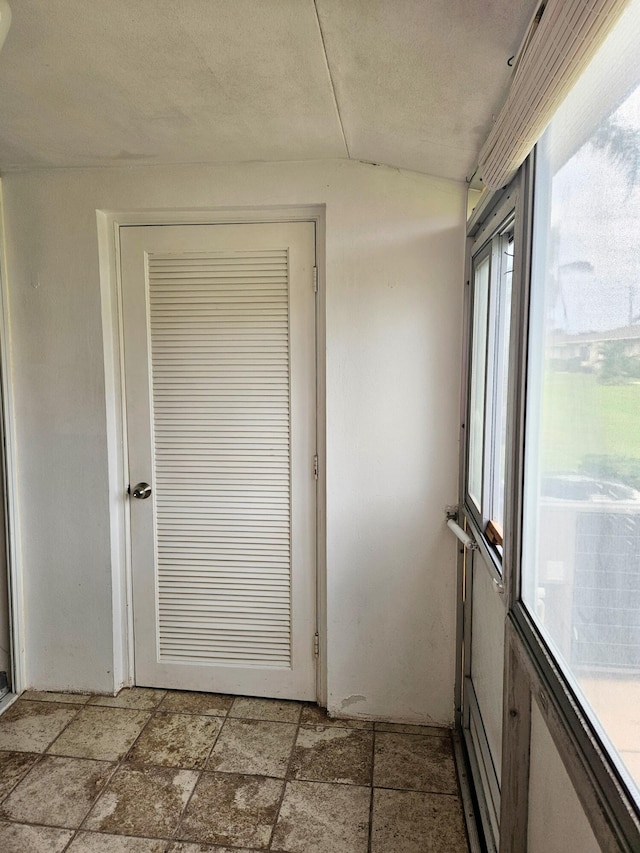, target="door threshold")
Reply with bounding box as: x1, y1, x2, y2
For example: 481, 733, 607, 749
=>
452, 730, 485, 853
